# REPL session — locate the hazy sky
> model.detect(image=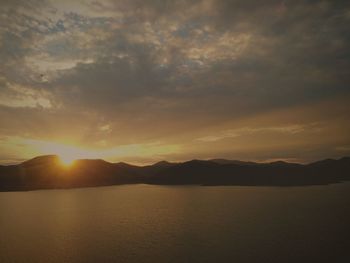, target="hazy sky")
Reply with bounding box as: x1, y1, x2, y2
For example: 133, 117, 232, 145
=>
0, 0, 349, 164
